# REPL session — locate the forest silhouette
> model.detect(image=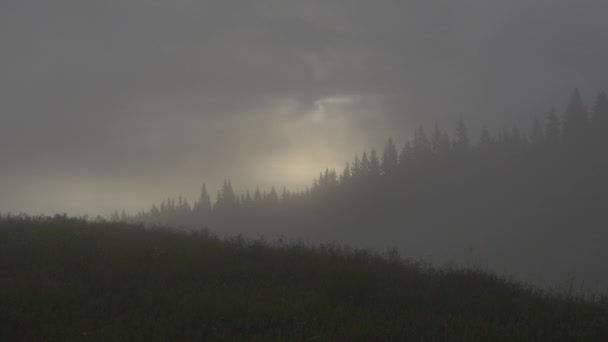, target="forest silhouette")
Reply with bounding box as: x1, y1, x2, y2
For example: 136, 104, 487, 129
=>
3, 89, 608, 340
118, 88, 608, 290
